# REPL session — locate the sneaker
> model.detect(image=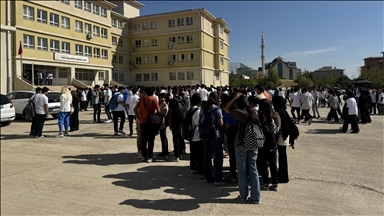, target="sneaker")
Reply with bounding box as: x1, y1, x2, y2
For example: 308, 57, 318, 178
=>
240, 196, 248, 202
270, 184, 279, 191
36, 135, 45, 138
128, 133, 133, 137
136, 151, 142, 158
308, 118, 313, 125
56, 133, 64, 138
214, 181, 226, 186
63, 131, 69, 136
302, 121, 307, 124
152, 157, 156, 162
29, 132, 35, 136
157, 152, 169, 157
172, 158, 180, 162
179, 154, 183, 160
105, 119, 112, 123
250, 197, 260, 204
260, 184, 269, 191
118, 130, 126, 135
147, 158, 153, 163
142, 158, 148, 162
190, 170, 198, 174
114, 132, 119, 136
316, 116, 321, 119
